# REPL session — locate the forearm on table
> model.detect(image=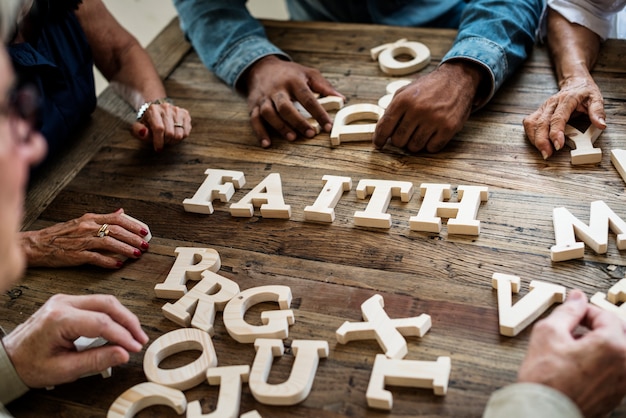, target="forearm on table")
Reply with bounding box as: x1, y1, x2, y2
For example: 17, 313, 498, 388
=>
547, 8, 601, 86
